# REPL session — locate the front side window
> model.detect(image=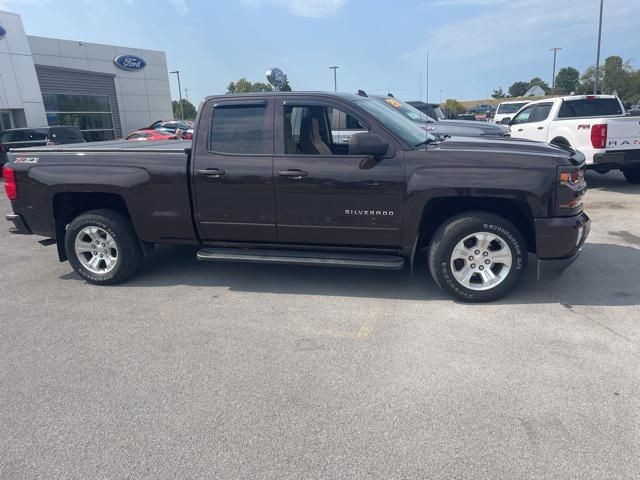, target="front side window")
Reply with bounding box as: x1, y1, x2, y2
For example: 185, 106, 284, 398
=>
210, 105, 267, 154
530, 103, 553, 123
511, 105, 535, 124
